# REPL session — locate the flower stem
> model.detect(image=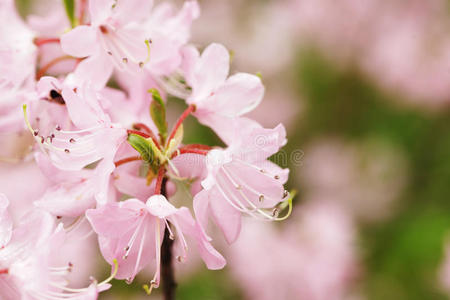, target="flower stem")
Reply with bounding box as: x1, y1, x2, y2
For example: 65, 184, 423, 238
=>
34, 37, 60, 47
160, 177, 176, 300
127, 129, 162, 150
114, 156, 142, 167
166, 104, 196, 146
35, 55, 74, 80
